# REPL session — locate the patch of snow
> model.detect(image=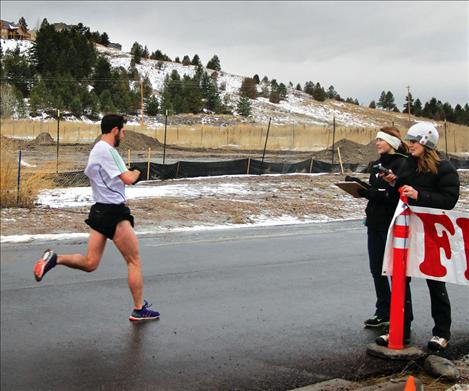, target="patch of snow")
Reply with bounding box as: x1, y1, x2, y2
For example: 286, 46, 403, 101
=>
0, 39, 33, 54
